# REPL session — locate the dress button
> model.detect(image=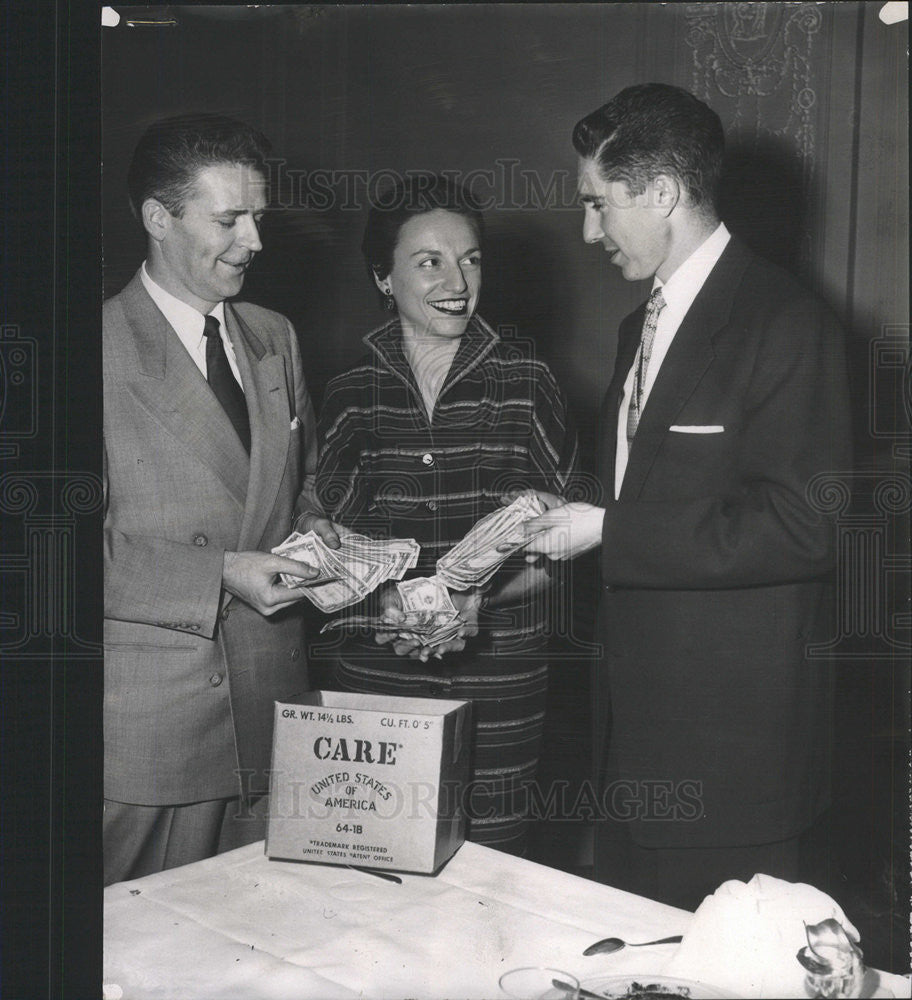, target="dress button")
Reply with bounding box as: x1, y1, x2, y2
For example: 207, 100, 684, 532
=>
426, 500, 438, 511
291, 648, 300, 660
193, 534, 208, 546
209, 673, 223, 687
421, 453, 434, 466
